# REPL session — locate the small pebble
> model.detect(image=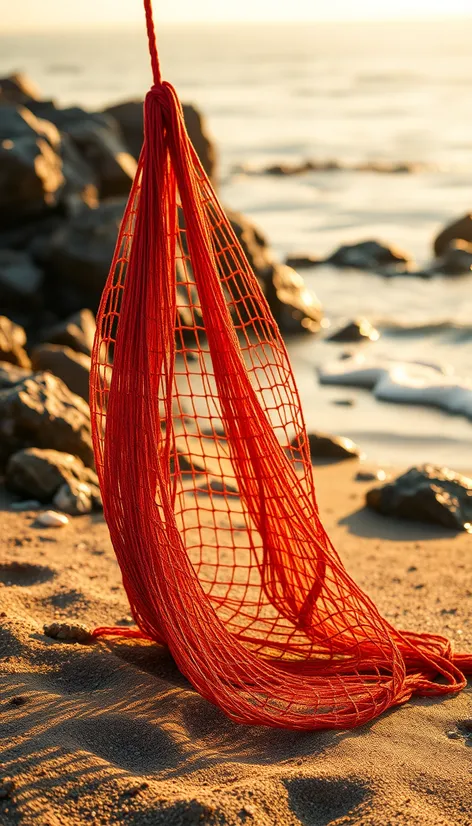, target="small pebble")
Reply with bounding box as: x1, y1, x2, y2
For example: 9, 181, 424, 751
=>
10, 500, 41, 511
0, 780, 15, 800
44, 622, 92, 643
446, 730, 461, 740
35, 510, 69, 528
356, 469, 387, 482
10, 695, 27, 706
